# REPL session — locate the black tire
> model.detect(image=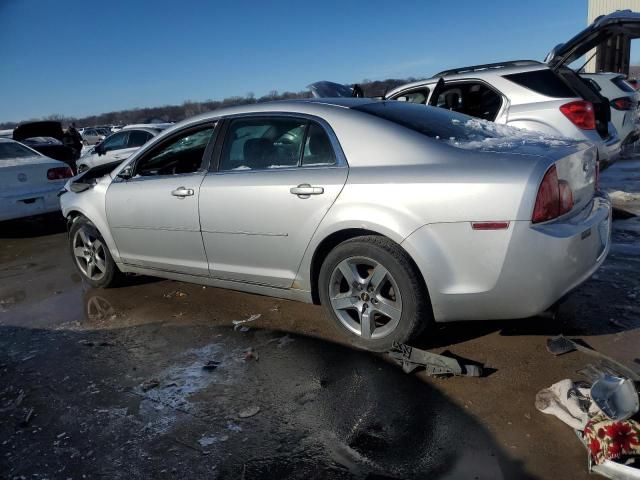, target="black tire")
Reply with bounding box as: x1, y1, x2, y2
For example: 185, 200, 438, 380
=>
318, 235, 431, 351
68, 216, 123, 288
